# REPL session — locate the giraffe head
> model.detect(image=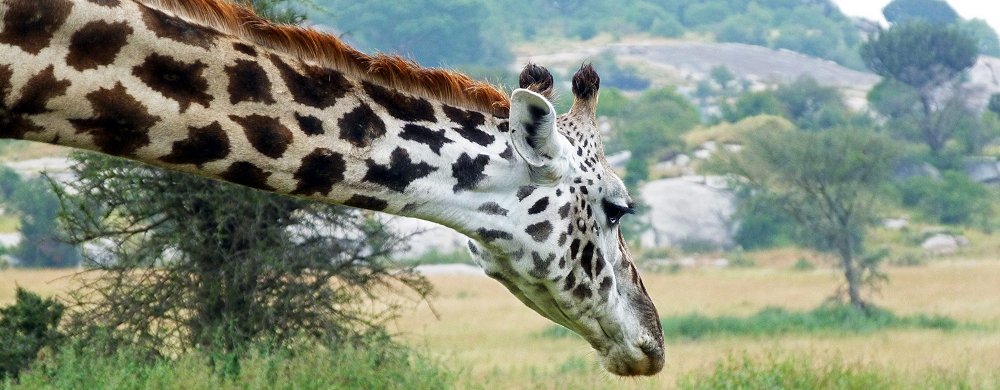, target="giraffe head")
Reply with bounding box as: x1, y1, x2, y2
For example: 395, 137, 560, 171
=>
466, 64, 664, 376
